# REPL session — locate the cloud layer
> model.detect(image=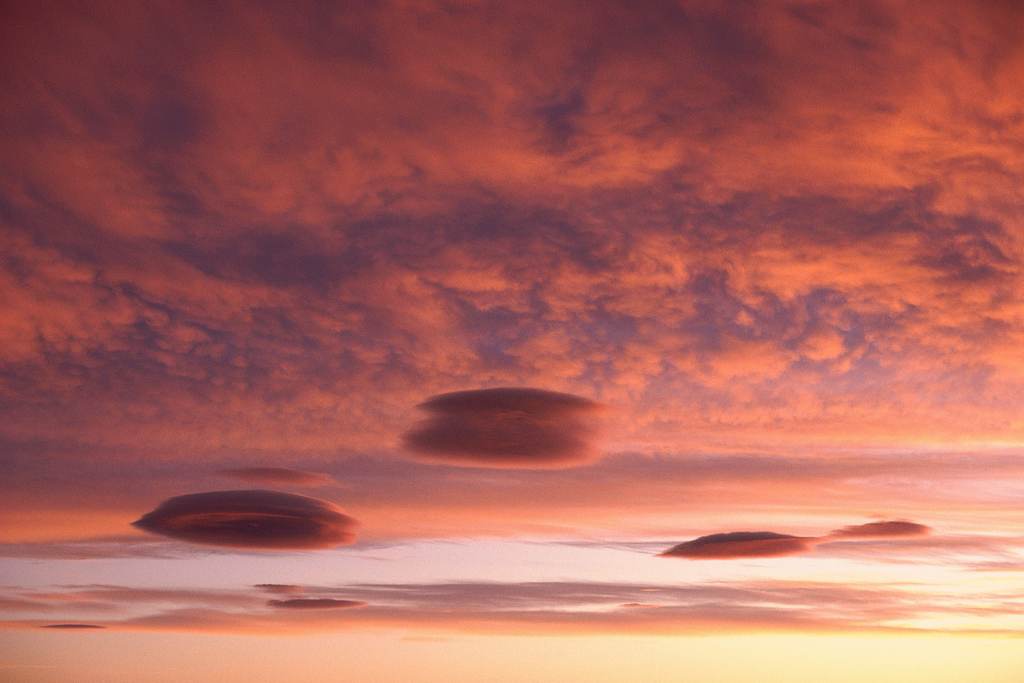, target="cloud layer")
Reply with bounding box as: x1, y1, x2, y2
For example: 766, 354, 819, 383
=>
132, 490, 357, 549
